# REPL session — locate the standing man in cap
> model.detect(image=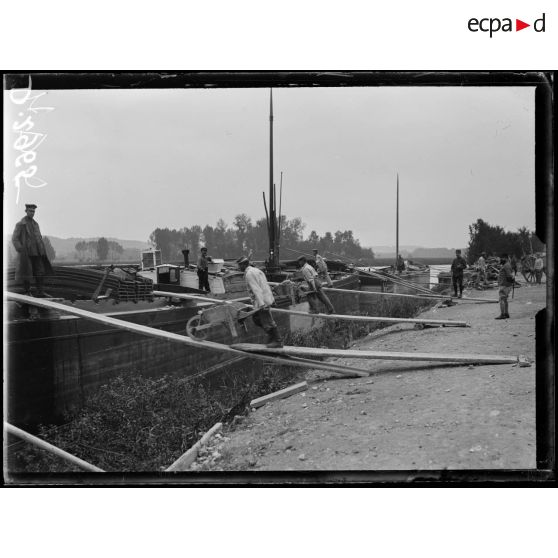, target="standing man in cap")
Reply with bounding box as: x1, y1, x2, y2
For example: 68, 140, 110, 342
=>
495, 253, 514, 319
297, 255, 335, 314
196, 247, 212, 292
12, 204, 54, 297
312, 248, 333, 287
236, 257, 283, 348
450, 249, 467, 299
